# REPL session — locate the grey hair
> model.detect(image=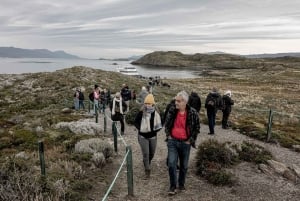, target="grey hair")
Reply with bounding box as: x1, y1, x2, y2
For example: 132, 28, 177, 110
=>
176, 91, 189, 102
